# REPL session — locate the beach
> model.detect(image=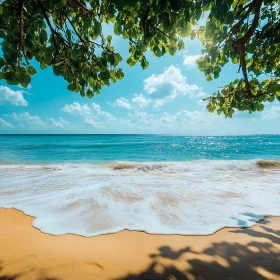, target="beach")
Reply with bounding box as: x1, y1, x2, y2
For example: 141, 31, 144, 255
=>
0, 135, 280, 279
0, 208, 280, 280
